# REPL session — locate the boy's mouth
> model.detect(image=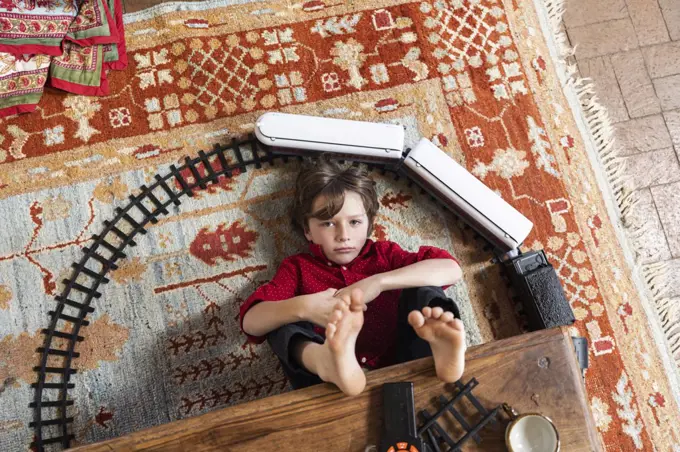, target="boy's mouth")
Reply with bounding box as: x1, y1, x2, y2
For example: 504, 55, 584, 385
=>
334, 247, 355, 253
